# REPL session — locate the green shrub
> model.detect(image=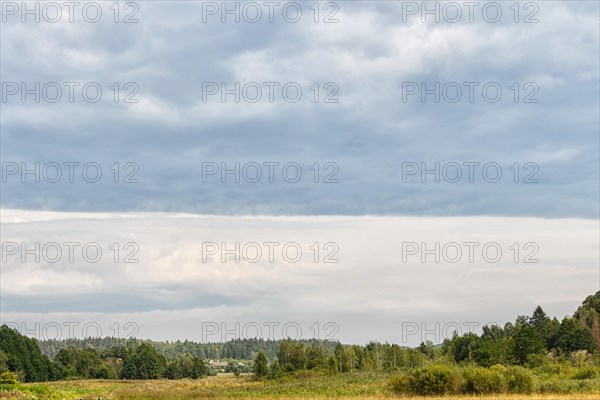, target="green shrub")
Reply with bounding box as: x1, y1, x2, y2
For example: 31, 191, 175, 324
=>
538, 377, 597, 394
406, 365, 462, 395
572, 366, 598, 380
504, 366, 535, 393
389, 373, 410, 393
462, 366, 507, 394
527, 353, 549, 368
534, 361, 561, 376
0, 371, 18, 384
91, 364, 117, 379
